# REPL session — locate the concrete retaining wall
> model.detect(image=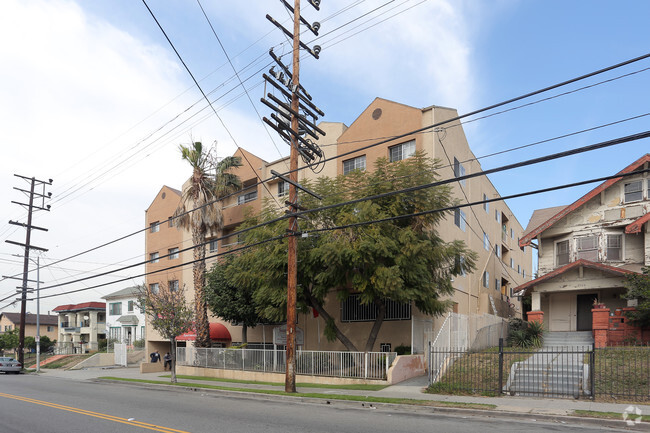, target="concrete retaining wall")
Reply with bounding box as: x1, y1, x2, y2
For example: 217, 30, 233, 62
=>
387, 354, 426, 384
